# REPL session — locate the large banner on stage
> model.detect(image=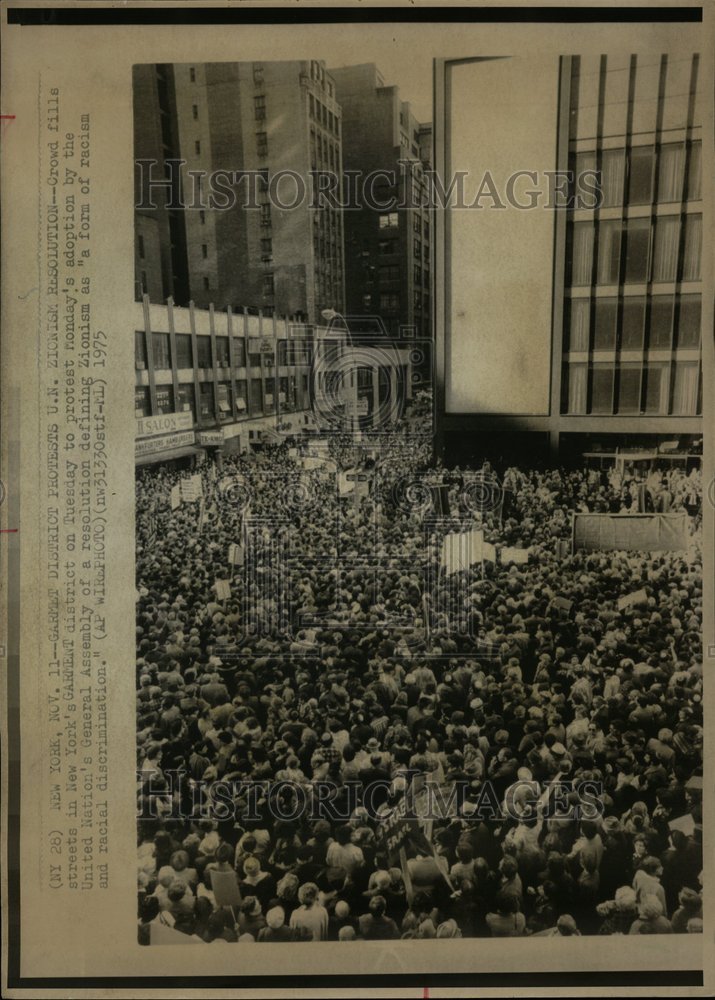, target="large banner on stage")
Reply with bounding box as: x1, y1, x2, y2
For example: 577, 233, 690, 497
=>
572, 512, 689, 553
